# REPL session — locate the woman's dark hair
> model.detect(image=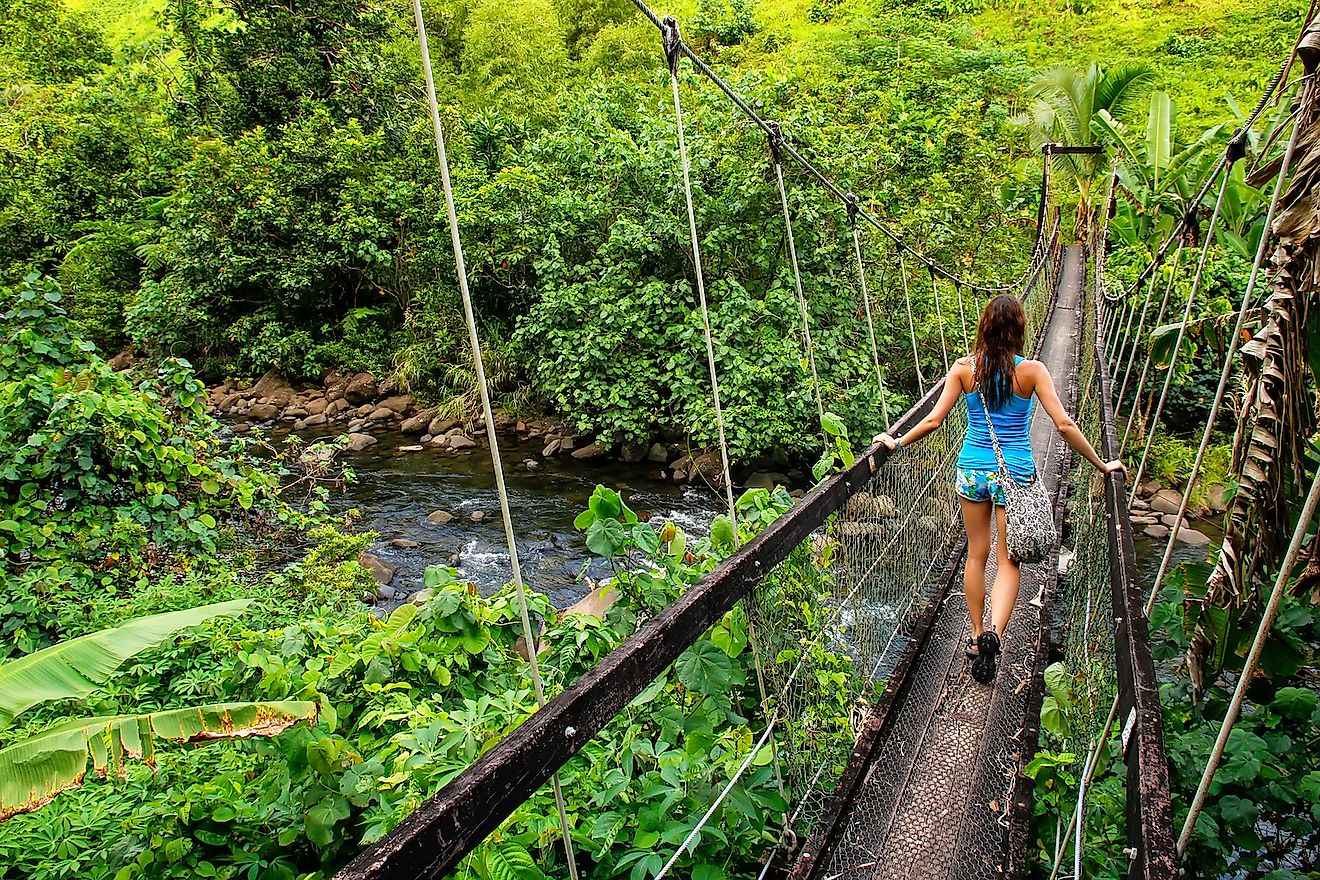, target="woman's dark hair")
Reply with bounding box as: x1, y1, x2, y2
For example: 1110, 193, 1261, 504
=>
972, 294, 1027, 411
